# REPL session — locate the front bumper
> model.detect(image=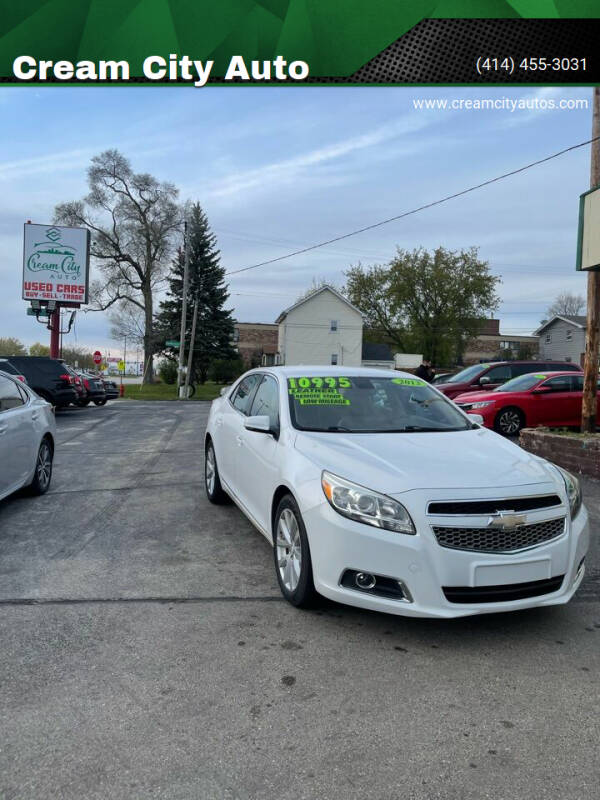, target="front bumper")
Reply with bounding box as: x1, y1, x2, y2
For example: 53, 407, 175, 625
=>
303, 492, 589, 619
